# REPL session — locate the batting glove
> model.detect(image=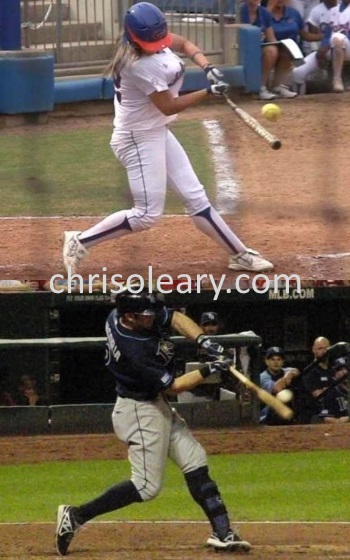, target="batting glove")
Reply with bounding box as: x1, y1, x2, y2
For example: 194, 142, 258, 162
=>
200, 358, 232, 379
204, 64, 224, 84
207, 81, 230, 96
196, 335, 224, 359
